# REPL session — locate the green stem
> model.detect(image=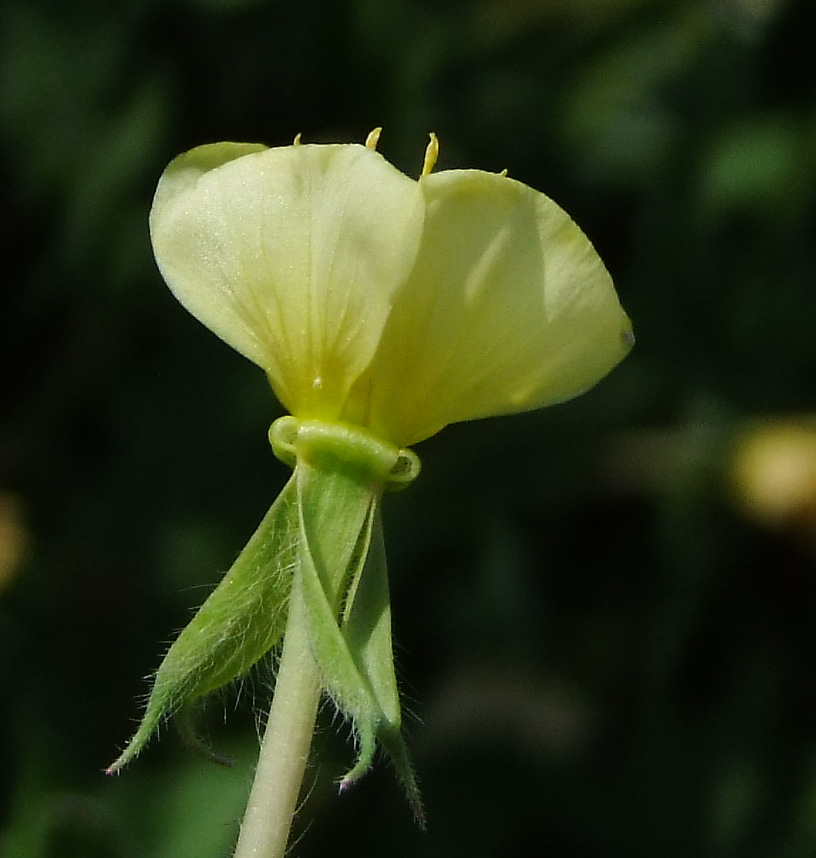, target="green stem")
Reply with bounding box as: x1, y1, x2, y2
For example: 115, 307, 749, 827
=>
233, 573, 322, 858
